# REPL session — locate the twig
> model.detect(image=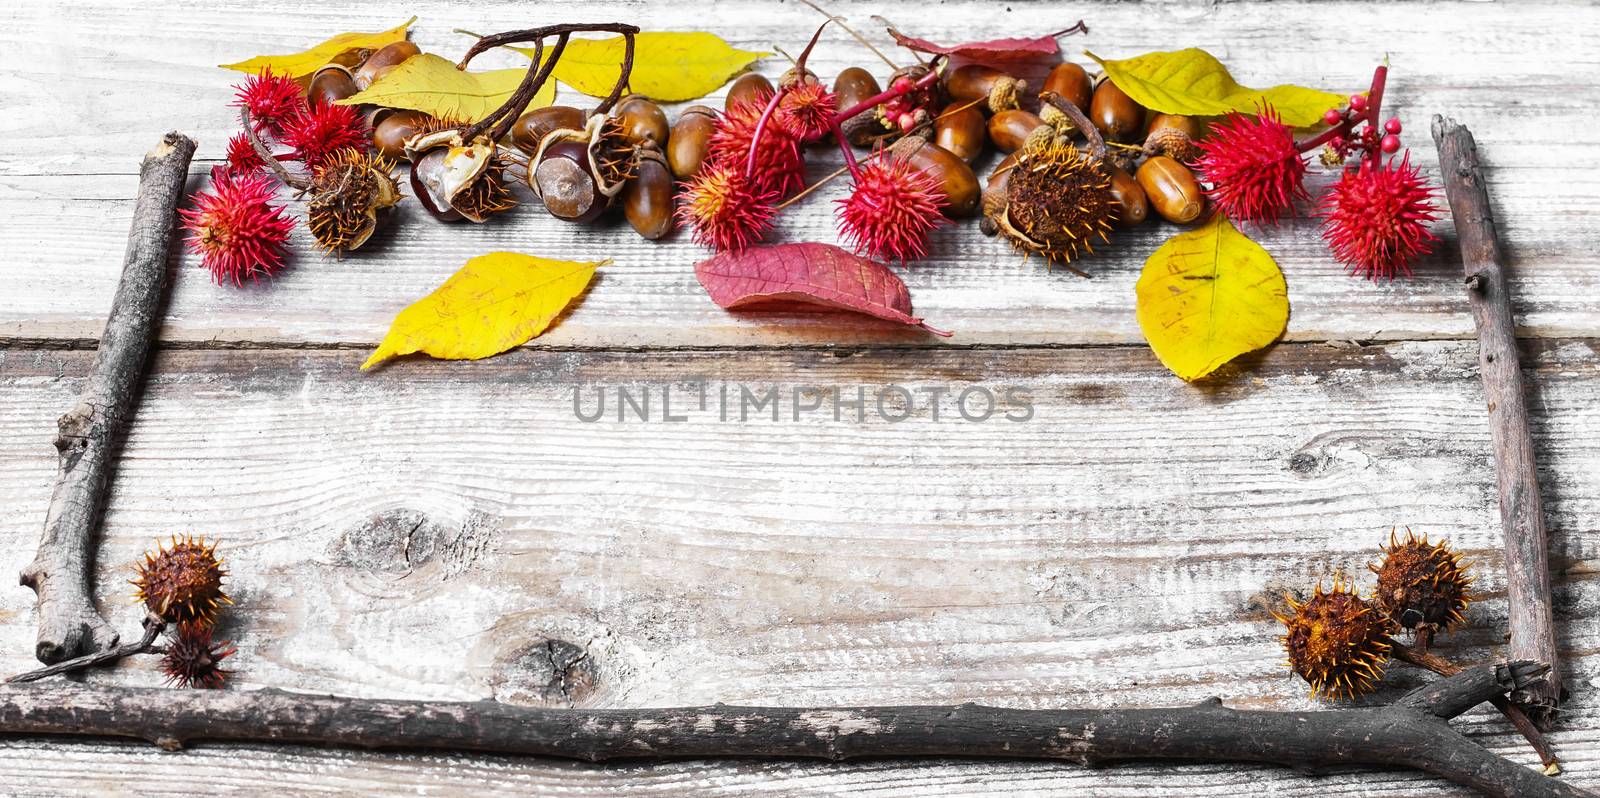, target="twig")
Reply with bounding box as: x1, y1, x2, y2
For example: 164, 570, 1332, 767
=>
6, 615, 165, 684
0, 663, 1584, 797
1431, 116, 1562, 723
18, 132, 196, 665
1393, 639, 1559, 771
